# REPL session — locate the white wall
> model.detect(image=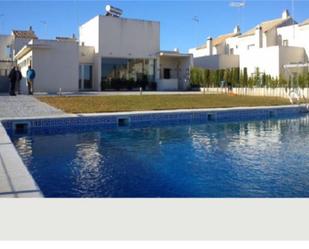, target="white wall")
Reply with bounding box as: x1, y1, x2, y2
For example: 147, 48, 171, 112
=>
239, 46, 306, 78
79, 45, 95, 64
79, 16, 100, 53
277, 24, 309, 60
240, 46, 280, 77
193, 54, 239, 70
13, 37, 33, 57
157, 79, 178, 91
279, 46, 306, 78
0, 35, 13, 60
98, 16, 160, 59
25, 40, 79, 93
158, 55, 192, 90
188, 47, 208, 58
